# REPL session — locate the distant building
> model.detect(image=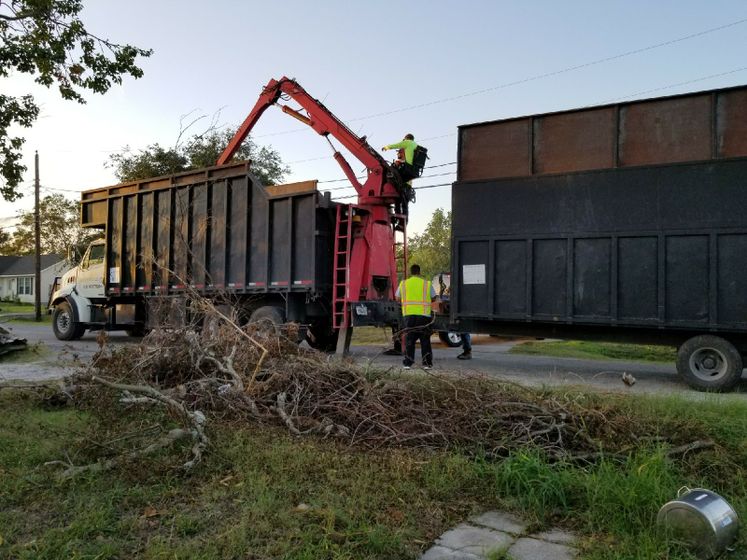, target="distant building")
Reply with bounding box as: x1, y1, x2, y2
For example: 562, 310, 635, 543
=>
0, 255, 67, 304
